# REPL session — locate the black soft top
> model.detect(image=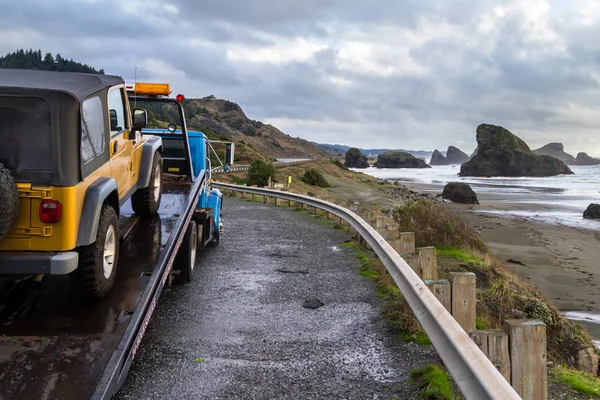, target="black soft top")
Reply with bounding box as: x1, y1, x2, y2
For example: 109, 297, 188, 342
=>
0, 69, 123, 100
